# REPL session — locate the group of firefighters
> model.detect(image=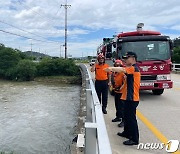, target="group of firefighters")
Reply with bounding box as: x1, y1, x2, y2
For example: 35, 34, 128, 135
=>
90, 51, 140, 146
